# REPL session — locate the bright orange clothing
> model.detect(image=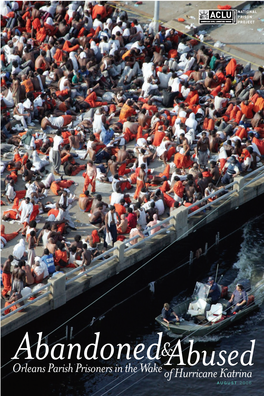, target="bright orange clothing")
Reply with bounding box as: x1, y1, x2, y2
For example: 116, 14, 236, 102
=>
114, 203, 127, 217
92, 4, 106, 20
63, 41, 80, 53
134, 179, 144, 200
36, 27, 47, 43
47, 208, 59, 218
54, 250, 68, 267
136, 125, 143, 141
168, 49, 178, 59
123, 127, 136, 142
53, 48, 63, 65
225, 58, 237, 77
32, 18, 41, 30
158, 164, 170, 179
21, 79, 34, 93
50, 180, 74, 195
153, 131, 165, 147
173, 181, 184, 198
1, 273, 11, 297
122, 50, 133, 61
118, 162, 130, 176
119, 103, 136, 122
167, 146, 176, 161
84, 91, 107, 108
0, 225, 19, 242
163, 192, 176, 208
29, 205, 39, 222
26, 18, 32, 33
235, 127, 247, 140
253, 97, 264, 113
92, 230, 100, 244
142, 103, 158, 116
83, 174, 96, 193
203, 118, 215, 131
174, 153, 192, 169
14, 152, 22, 163
240, 102, 254, 119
